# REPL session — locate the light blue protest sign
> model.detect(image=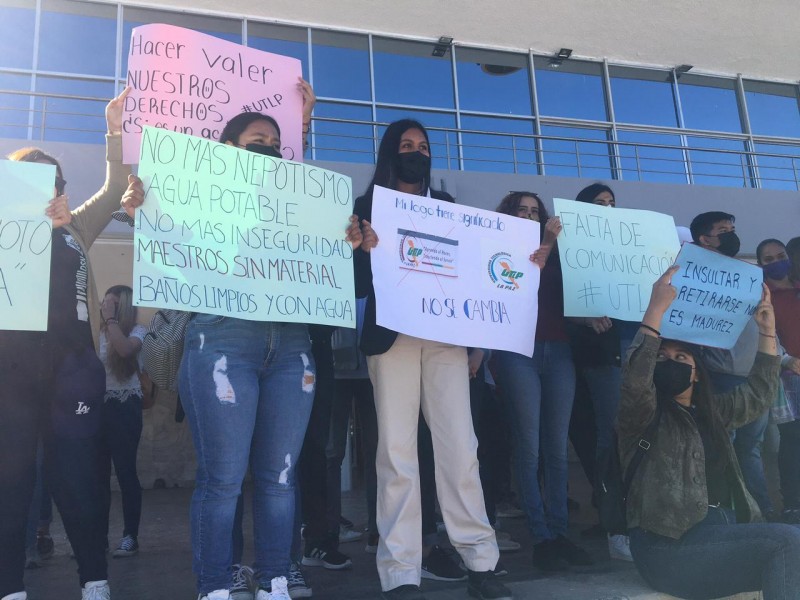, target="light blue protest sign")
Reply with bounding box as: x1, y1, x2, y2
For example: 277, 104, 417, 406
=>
661, 243, 763, 349
0, 160, 55, 331
554, 198, 681, 320
133, 126, 356, 327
